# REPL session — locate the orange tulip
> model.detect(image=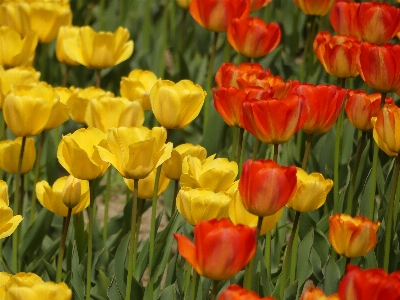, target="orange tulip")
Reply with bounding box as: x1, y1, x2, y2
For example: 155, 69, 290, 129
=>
239, 159, 297, 216
330, 2, 360, 39
249, 0, 271, 12
313, 31, 360, 78
373, 103, 400, 155
218, 285, 276, 299
293, 0, 336, 16
189, 0, 250, 32
300, 287, 339, 300
356, 42, 400, 93
292, 83, 346, 135
227, 18, 281, 58
241, 93, 307, 144
173, 218, 256, 280
328, 213, 380, 258
215, 62, 264, 88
